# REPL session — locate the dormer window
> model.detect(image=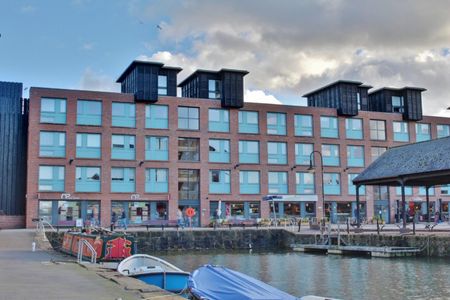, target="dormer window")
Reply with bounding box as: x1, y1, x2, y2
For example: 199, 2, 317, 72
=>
356, 92, 361, 110
158, 75, 168, 96
392, 96, 404, 113
208, 80, 221, 99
